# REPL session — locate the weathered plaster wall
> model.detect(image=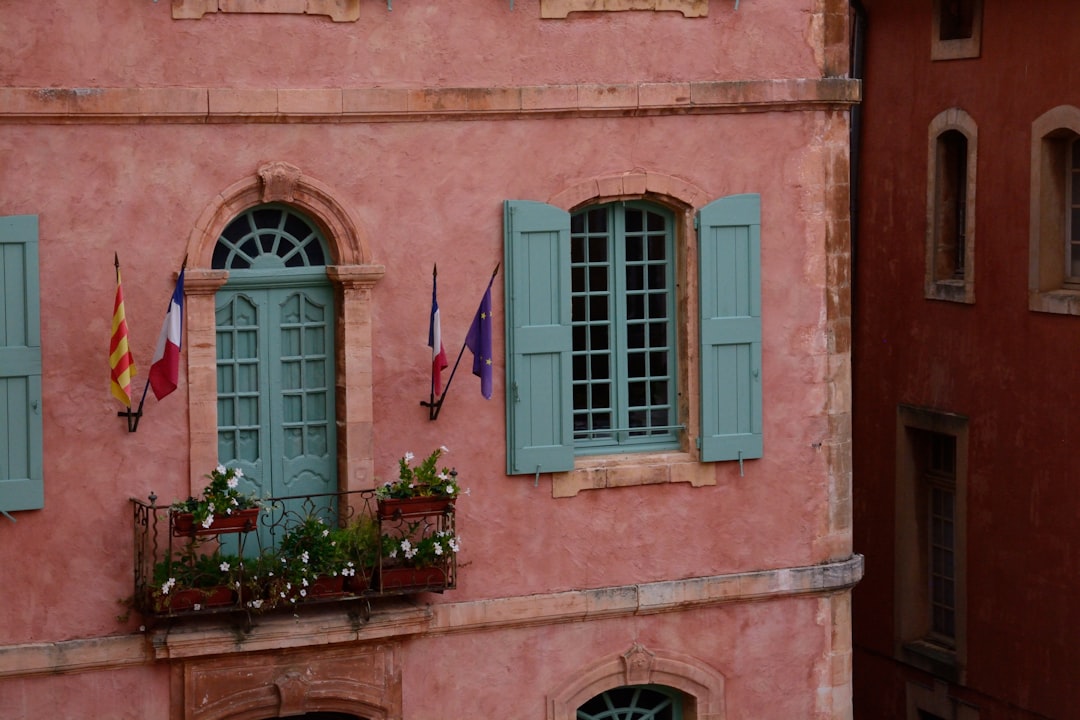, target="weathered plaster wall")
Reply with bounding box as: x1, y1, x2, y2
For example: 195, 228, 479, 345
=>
1, 108, 837, 641
1, 2, 823, 88
0, 0, 856, 717
852, 1, 1080, 718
